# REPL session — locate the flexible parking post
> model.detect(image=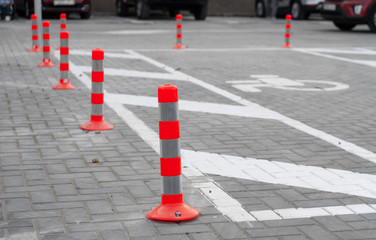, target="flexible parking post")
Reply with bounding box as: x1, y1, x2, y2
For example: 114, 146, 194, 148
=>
38, 21, 56, 67
282, 14, 292, 48
57, 13, 67, 50
147, 84, 199, 221
53, 31, 75, 90
29, 14, 41, 52
81, 48, 113, 131
173, 14, 185, 49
